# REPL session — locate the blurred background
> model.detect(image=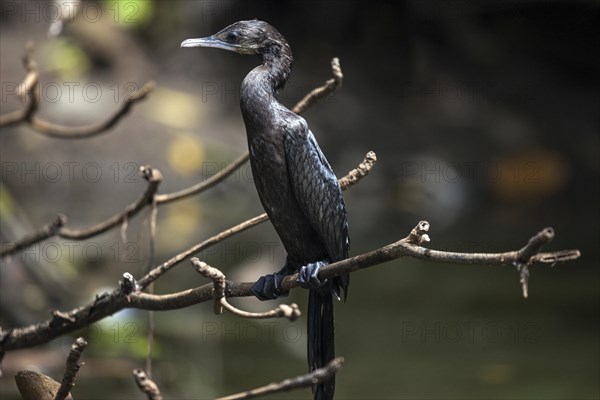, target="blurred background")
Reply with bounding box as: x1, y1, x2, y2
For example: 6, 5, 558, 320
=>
0, 1, 598, 399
